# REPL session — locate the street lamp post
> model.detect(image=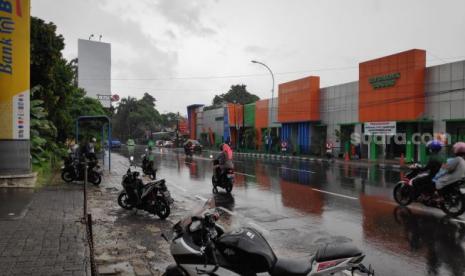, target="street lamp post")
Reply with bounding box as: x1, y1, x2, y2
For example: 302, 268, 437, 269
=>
251, 60, 275, 154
